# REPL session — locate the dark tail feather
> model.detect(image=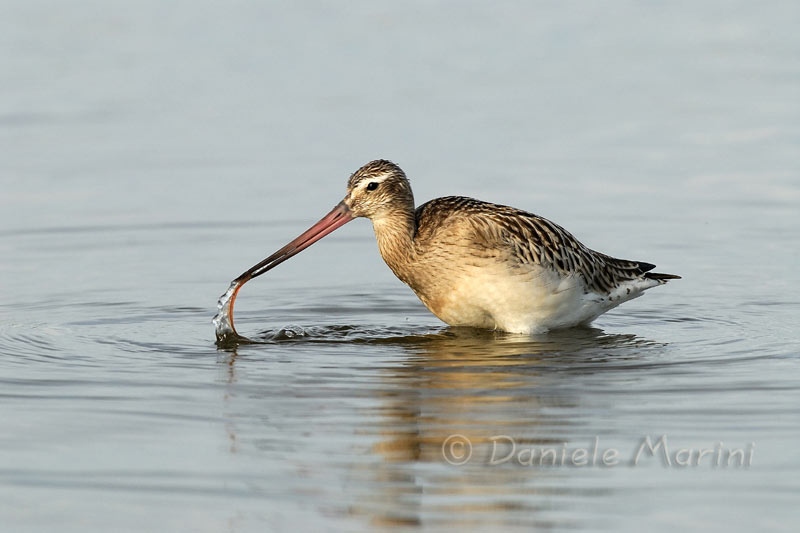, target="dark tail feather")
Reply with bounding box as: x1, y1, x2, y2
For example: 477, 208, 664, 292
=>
644, 271, 682, 281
